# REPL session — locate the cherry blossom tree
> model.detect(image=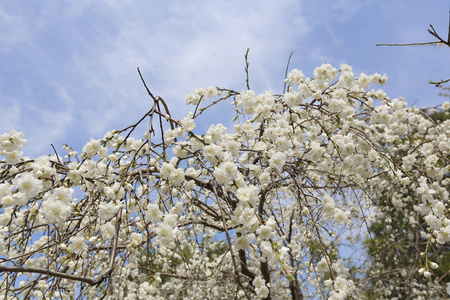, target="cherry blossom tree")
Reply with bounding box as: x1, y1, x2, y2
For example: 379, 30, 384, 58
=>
365, 17, 450, 298
0, 63, 449, 299
363, 107, 450, 299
